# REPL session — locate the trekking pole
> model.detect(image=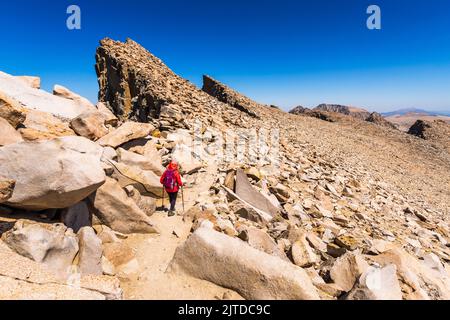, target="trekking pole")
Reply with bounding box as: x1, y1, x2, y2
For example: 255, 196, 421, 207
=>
162, 187, 165, 211
181, 186, 185, 214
